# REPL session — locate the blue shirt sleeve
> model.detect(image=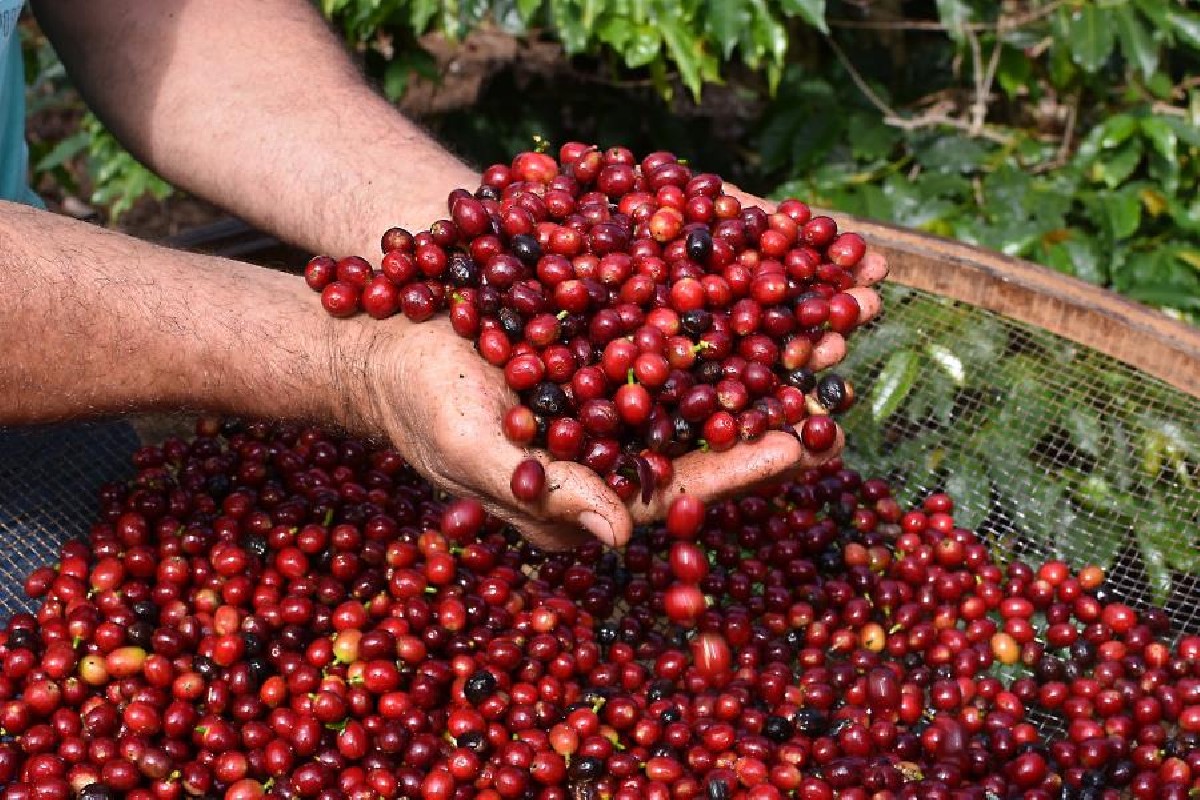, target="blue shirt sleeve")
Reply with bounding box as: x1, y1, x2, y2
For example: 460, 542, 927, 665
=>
0, 2, 46, 208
